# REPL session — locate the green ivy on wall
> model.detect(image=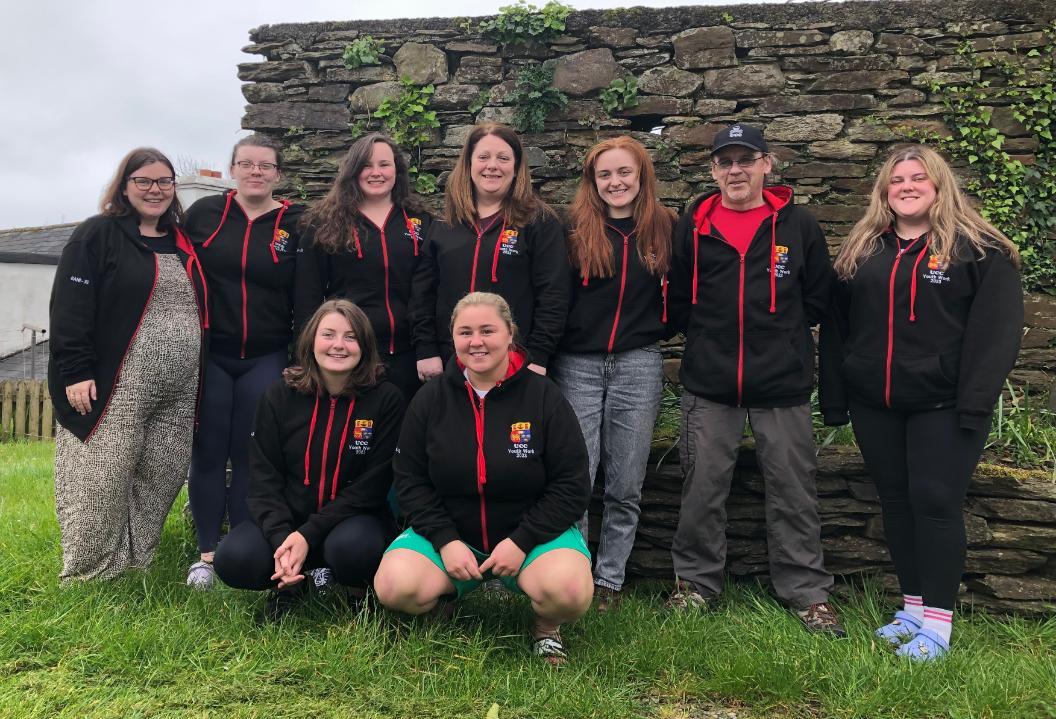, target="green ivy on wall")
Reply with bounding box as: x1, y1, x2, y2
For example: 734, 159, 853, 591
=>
510, 63, 568, 133
463, 0, 573, 47
375, 77, 441, 194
